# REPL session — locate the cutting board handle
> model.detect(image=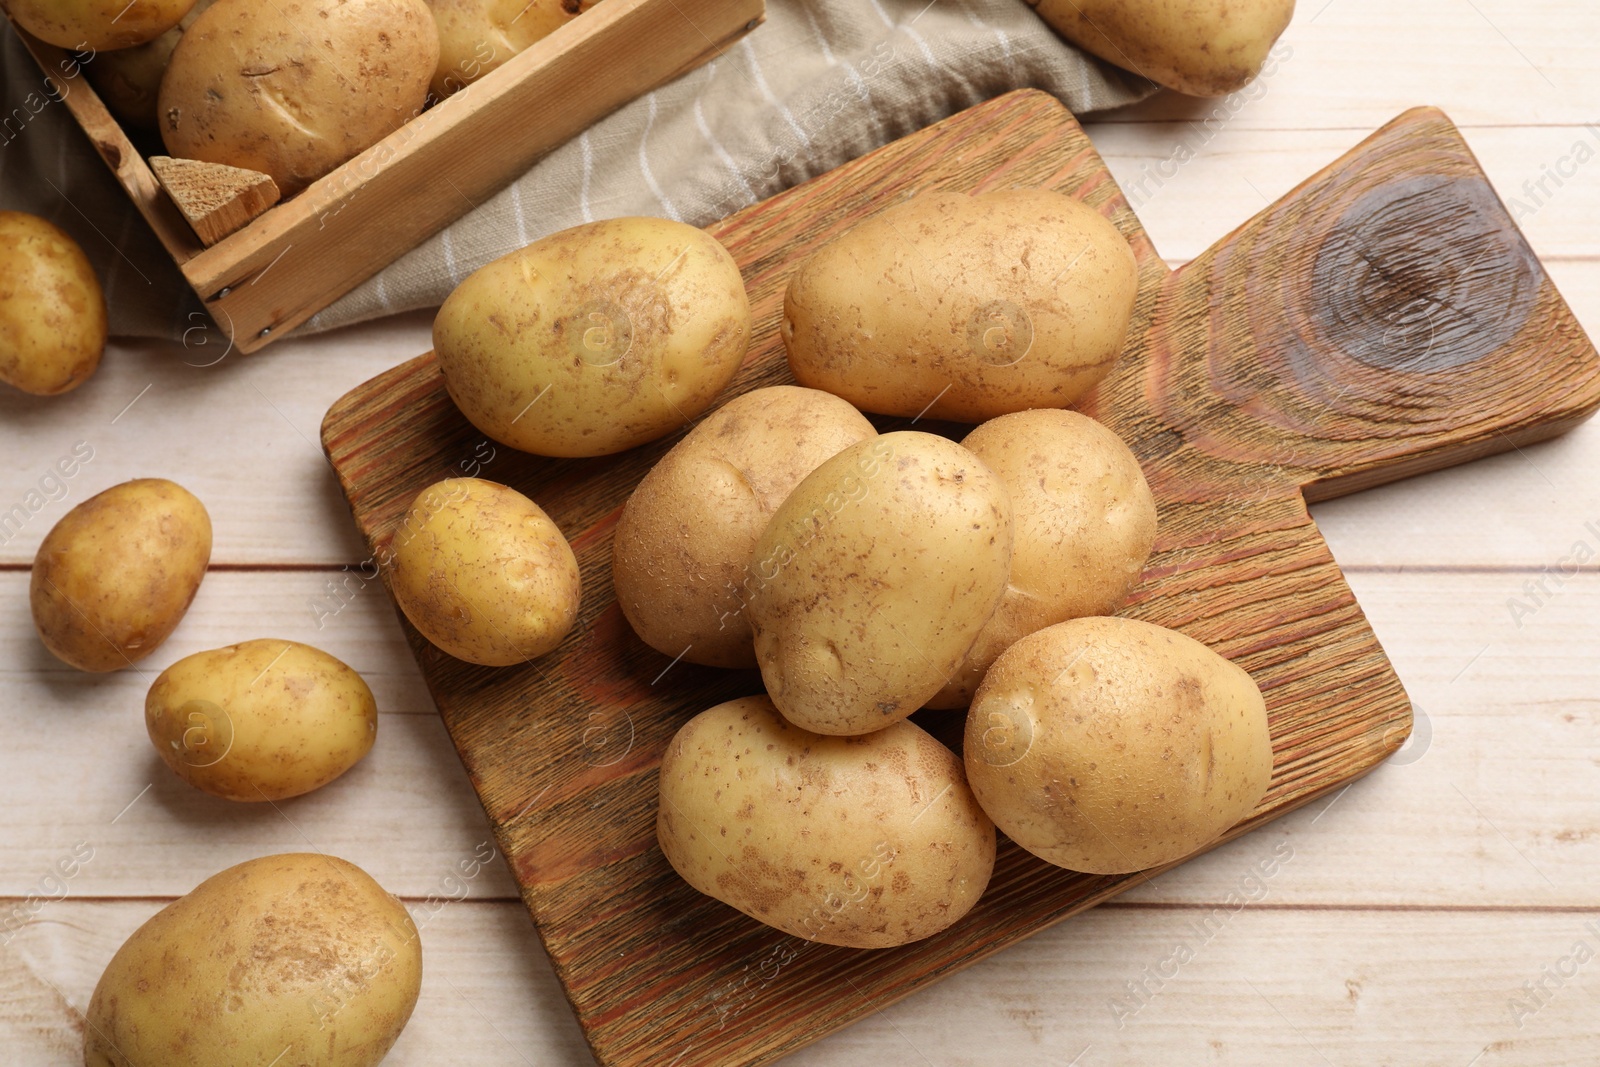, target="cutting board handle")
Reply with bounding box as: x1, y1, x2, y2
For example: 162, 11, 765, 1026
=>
1131, 107, 1600, 502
